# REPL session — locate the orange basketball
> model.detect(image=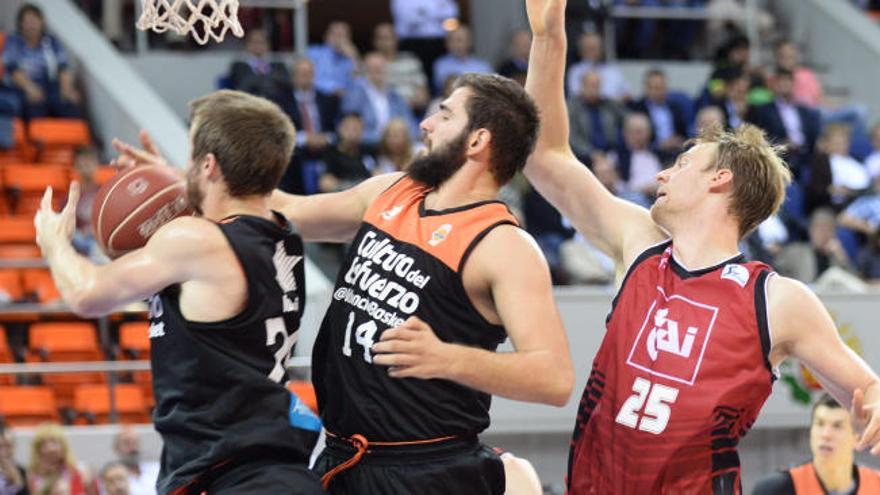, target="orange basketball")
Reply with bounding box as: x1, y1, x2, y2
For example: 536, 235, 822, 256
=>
91, 165, 191, 258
